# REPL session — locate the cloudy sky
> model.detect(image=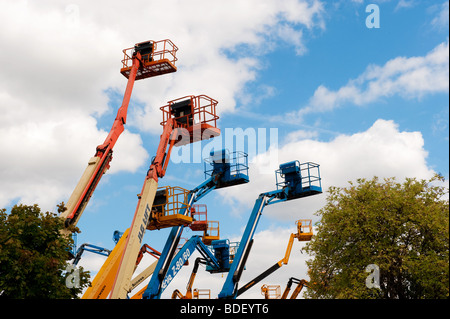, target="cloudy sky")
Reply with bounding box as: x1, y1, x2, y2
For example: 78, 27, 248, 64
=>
0, 0, 448, 299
